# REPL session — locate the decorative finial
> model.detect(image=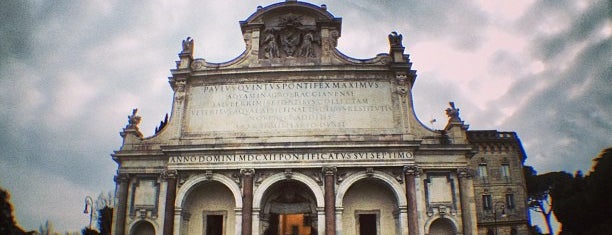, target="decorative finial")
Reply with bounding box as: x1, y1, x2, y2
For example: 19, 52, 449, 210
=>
445, 102, 461, 122
181, 36, 194, 54
127, 108, 142, 128
388, 31, 403, 47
